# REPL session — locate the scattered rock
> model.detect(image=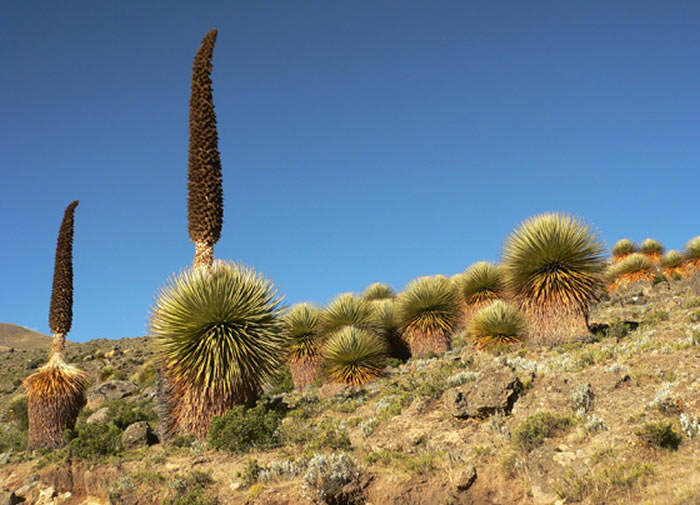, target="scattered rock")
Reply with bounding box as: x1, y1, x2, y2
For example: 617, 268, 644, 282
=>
455, 466, 477, 492
0, 453, 9, 465
121, 422, 158, 449
86, 380, 137, 408
86, 407, 110, 425
444, 364, 522, 419
0, 488, 25, 505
